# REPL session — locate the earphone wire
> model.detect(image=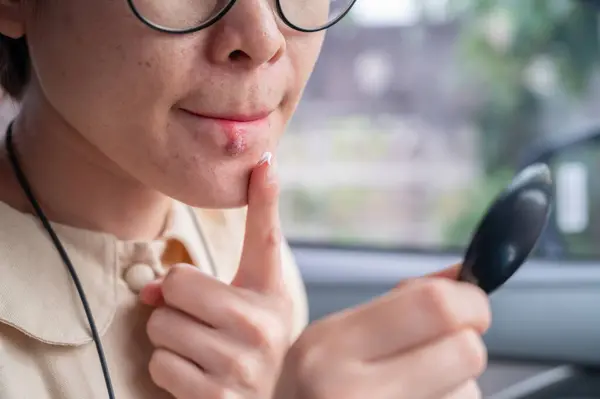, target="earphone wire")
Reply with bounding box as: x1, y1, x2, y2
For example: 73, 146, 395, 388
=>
5, 122, 116, 399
